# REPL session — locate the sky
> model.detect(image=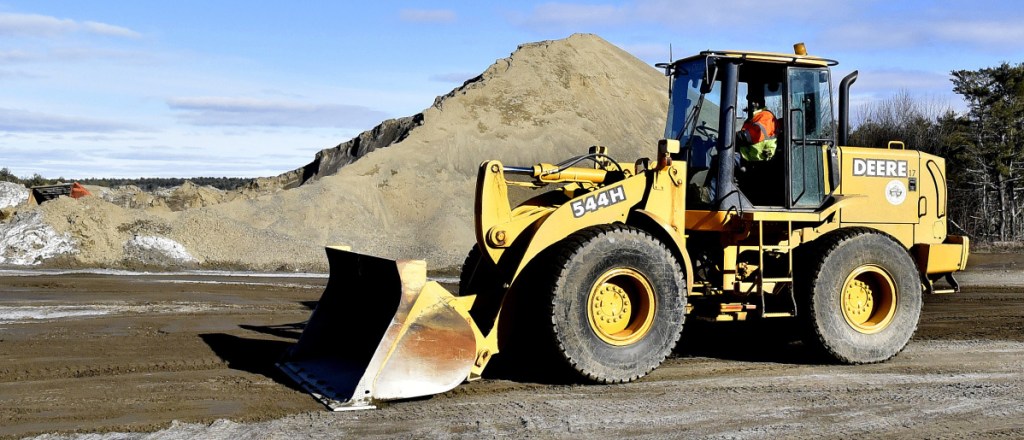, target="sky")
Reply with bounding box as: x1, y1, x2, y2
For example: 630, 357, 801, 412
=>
2, 1, 1023, 179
